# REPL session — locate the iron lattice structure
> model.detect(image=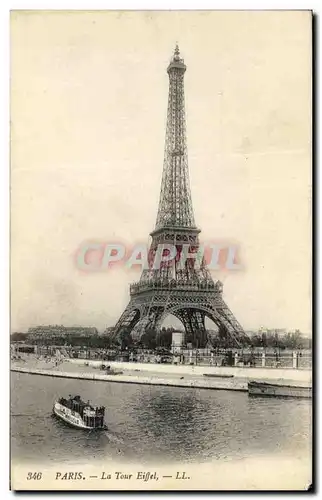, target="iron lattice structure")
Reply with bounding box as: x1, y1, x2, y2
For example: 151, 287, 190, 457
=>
111, 46, 249, 347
